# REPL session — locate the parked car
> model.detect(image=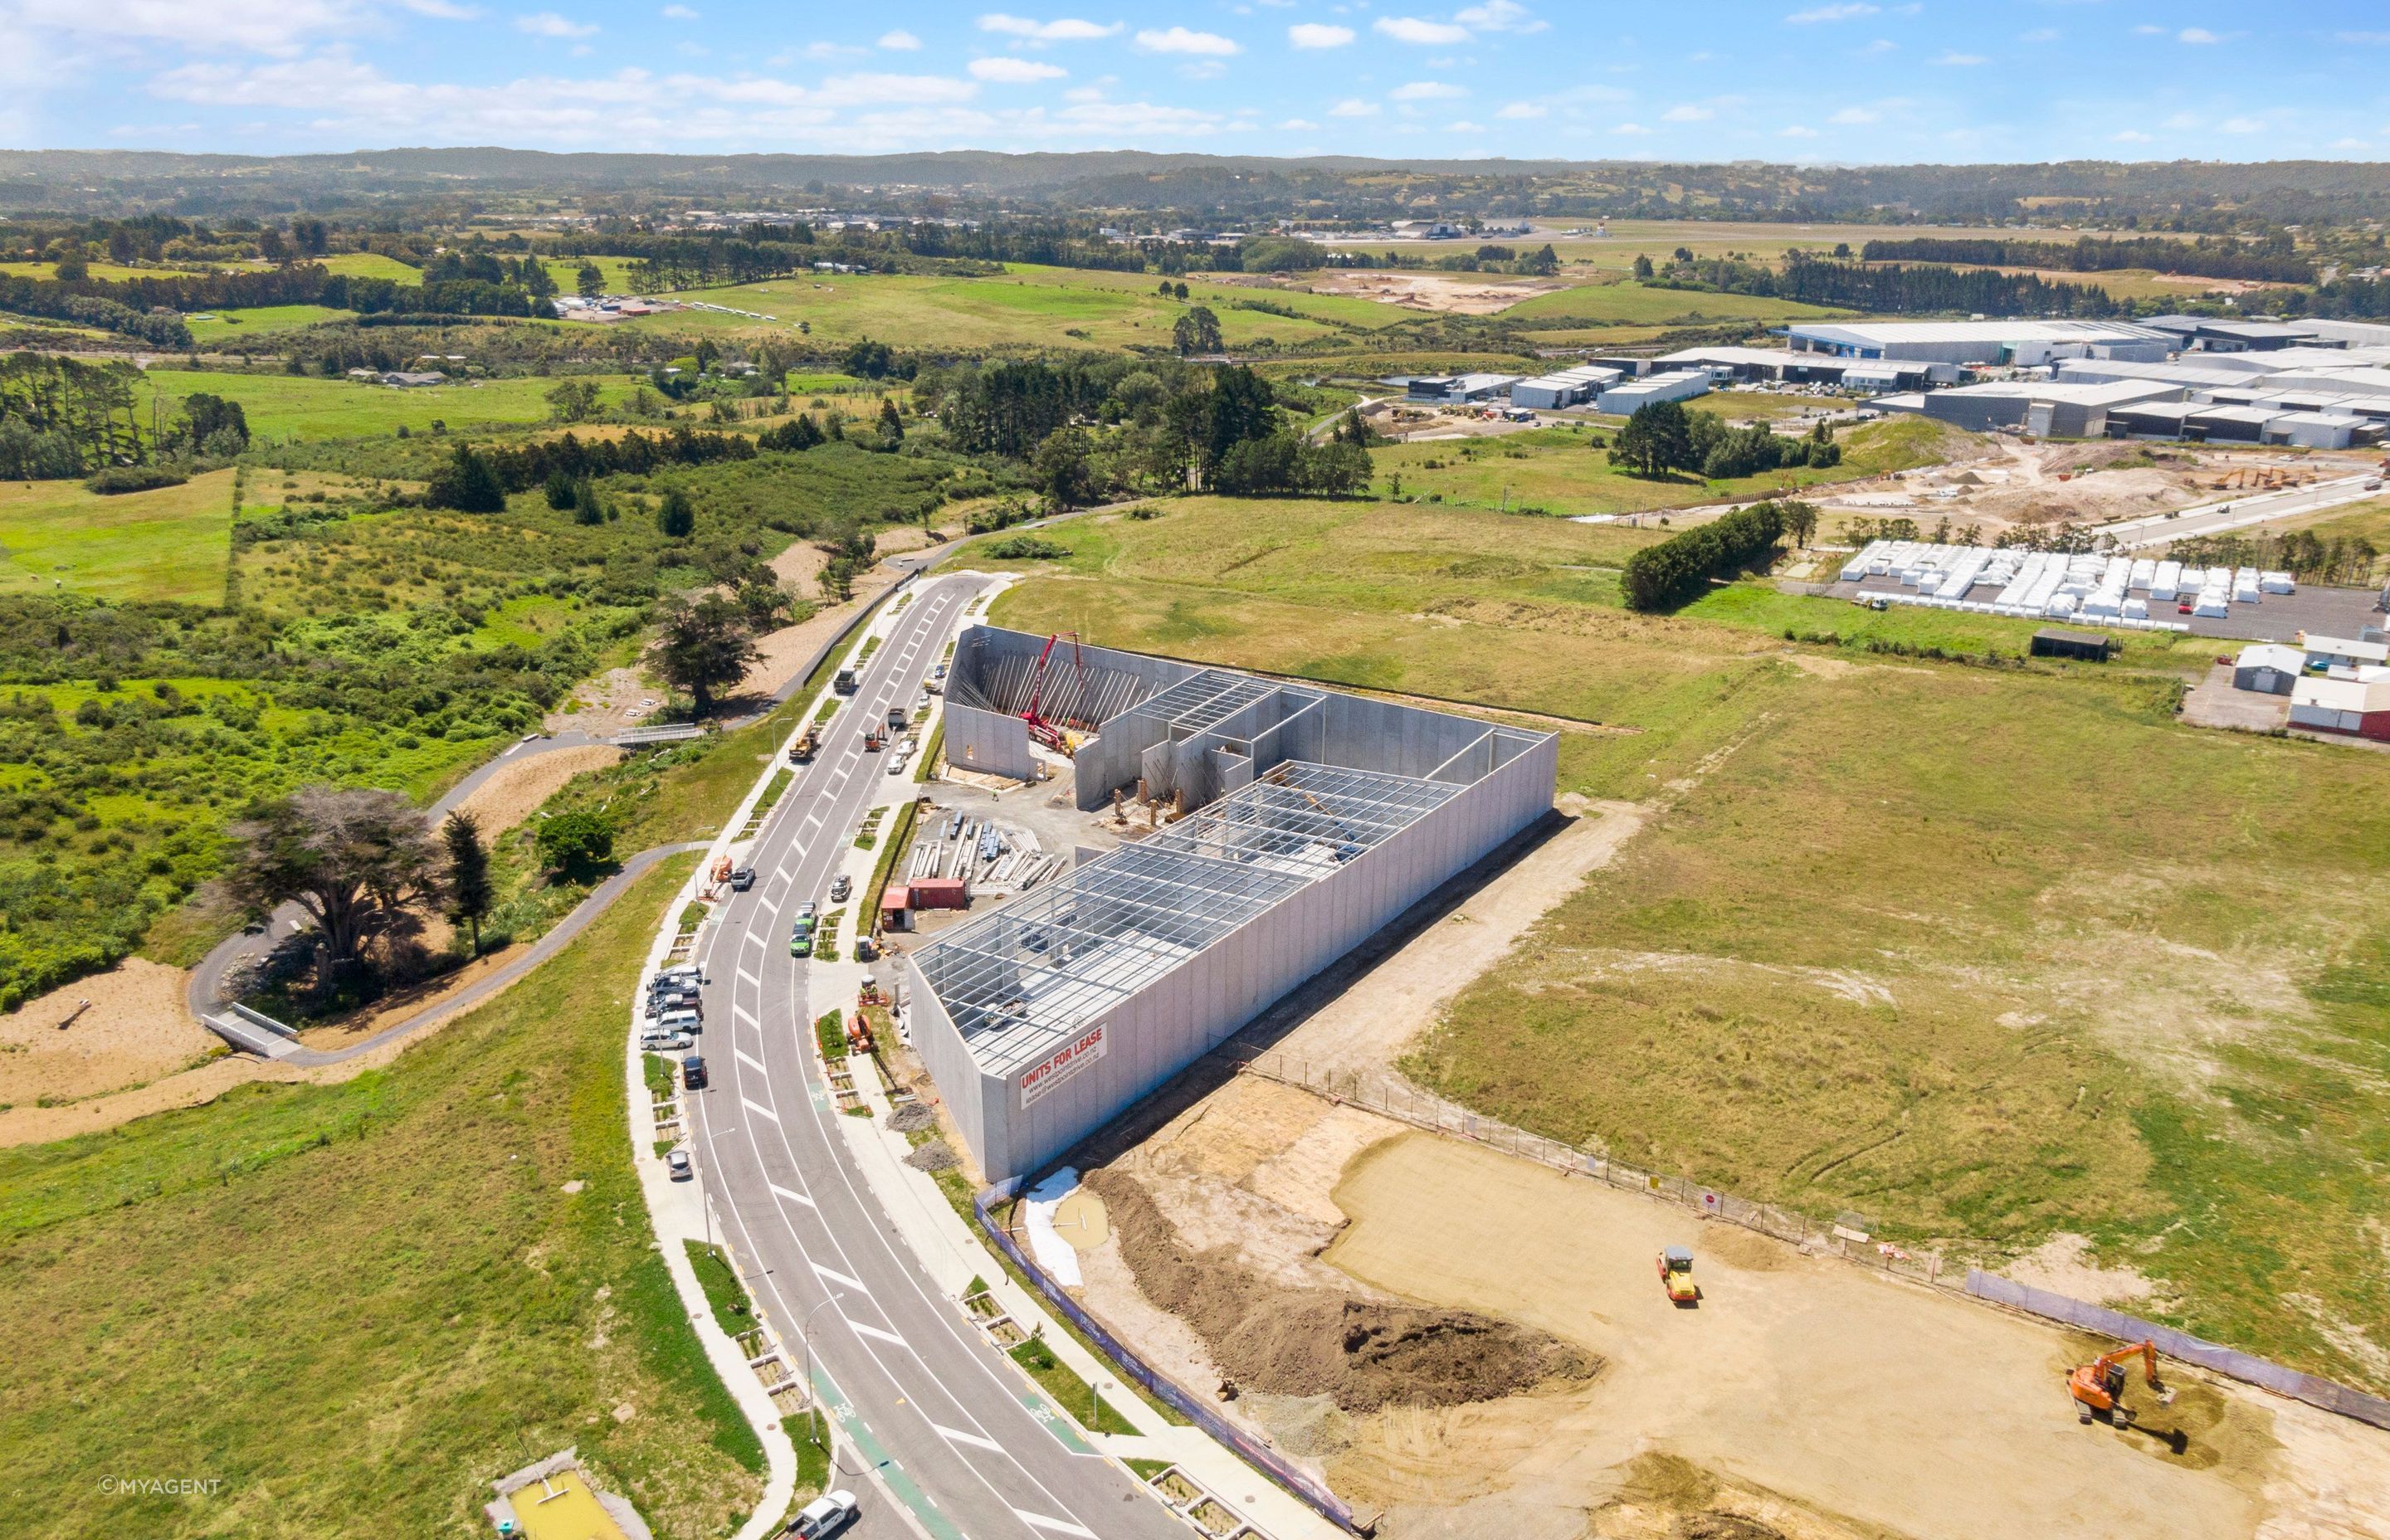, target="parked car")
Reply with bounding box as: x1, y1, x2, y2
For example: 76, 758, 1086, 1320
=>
666, 1148, 693, 1182
656, 1009, 703, 1036
729, 866, 757, 891
647, 990, 700, 1020
787, 1490, 858, 1538
655, 964, 706, 989
789, 901, 819, 954
830, 875, 851, 903
641, 1031, 695, 1053
680, 1055, 708, 1090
